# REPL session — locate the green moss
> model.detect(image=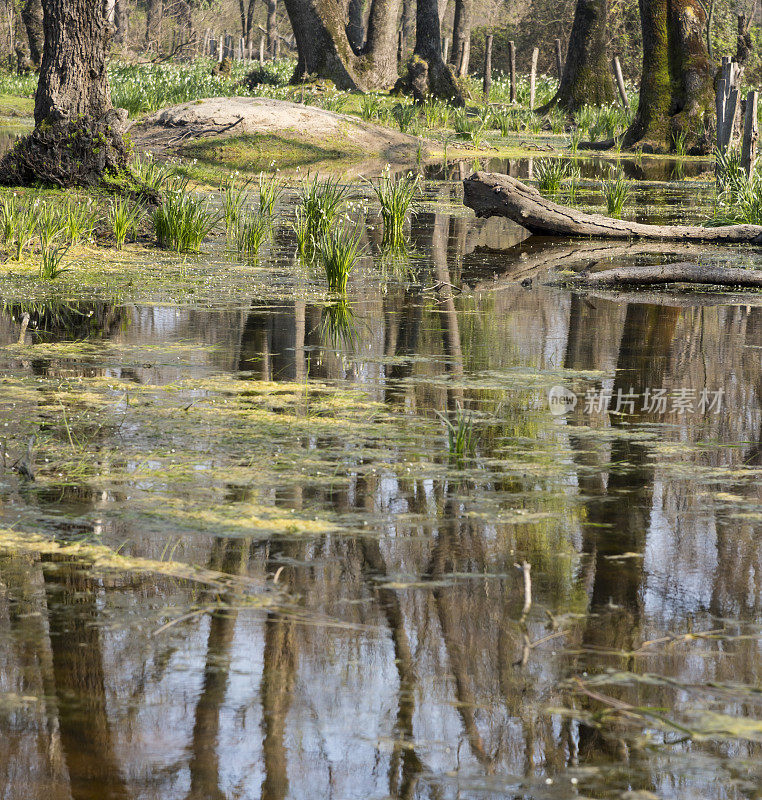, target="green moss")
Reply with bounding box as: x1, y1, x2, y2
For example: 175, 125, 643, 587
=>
178, 133, 360, 181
